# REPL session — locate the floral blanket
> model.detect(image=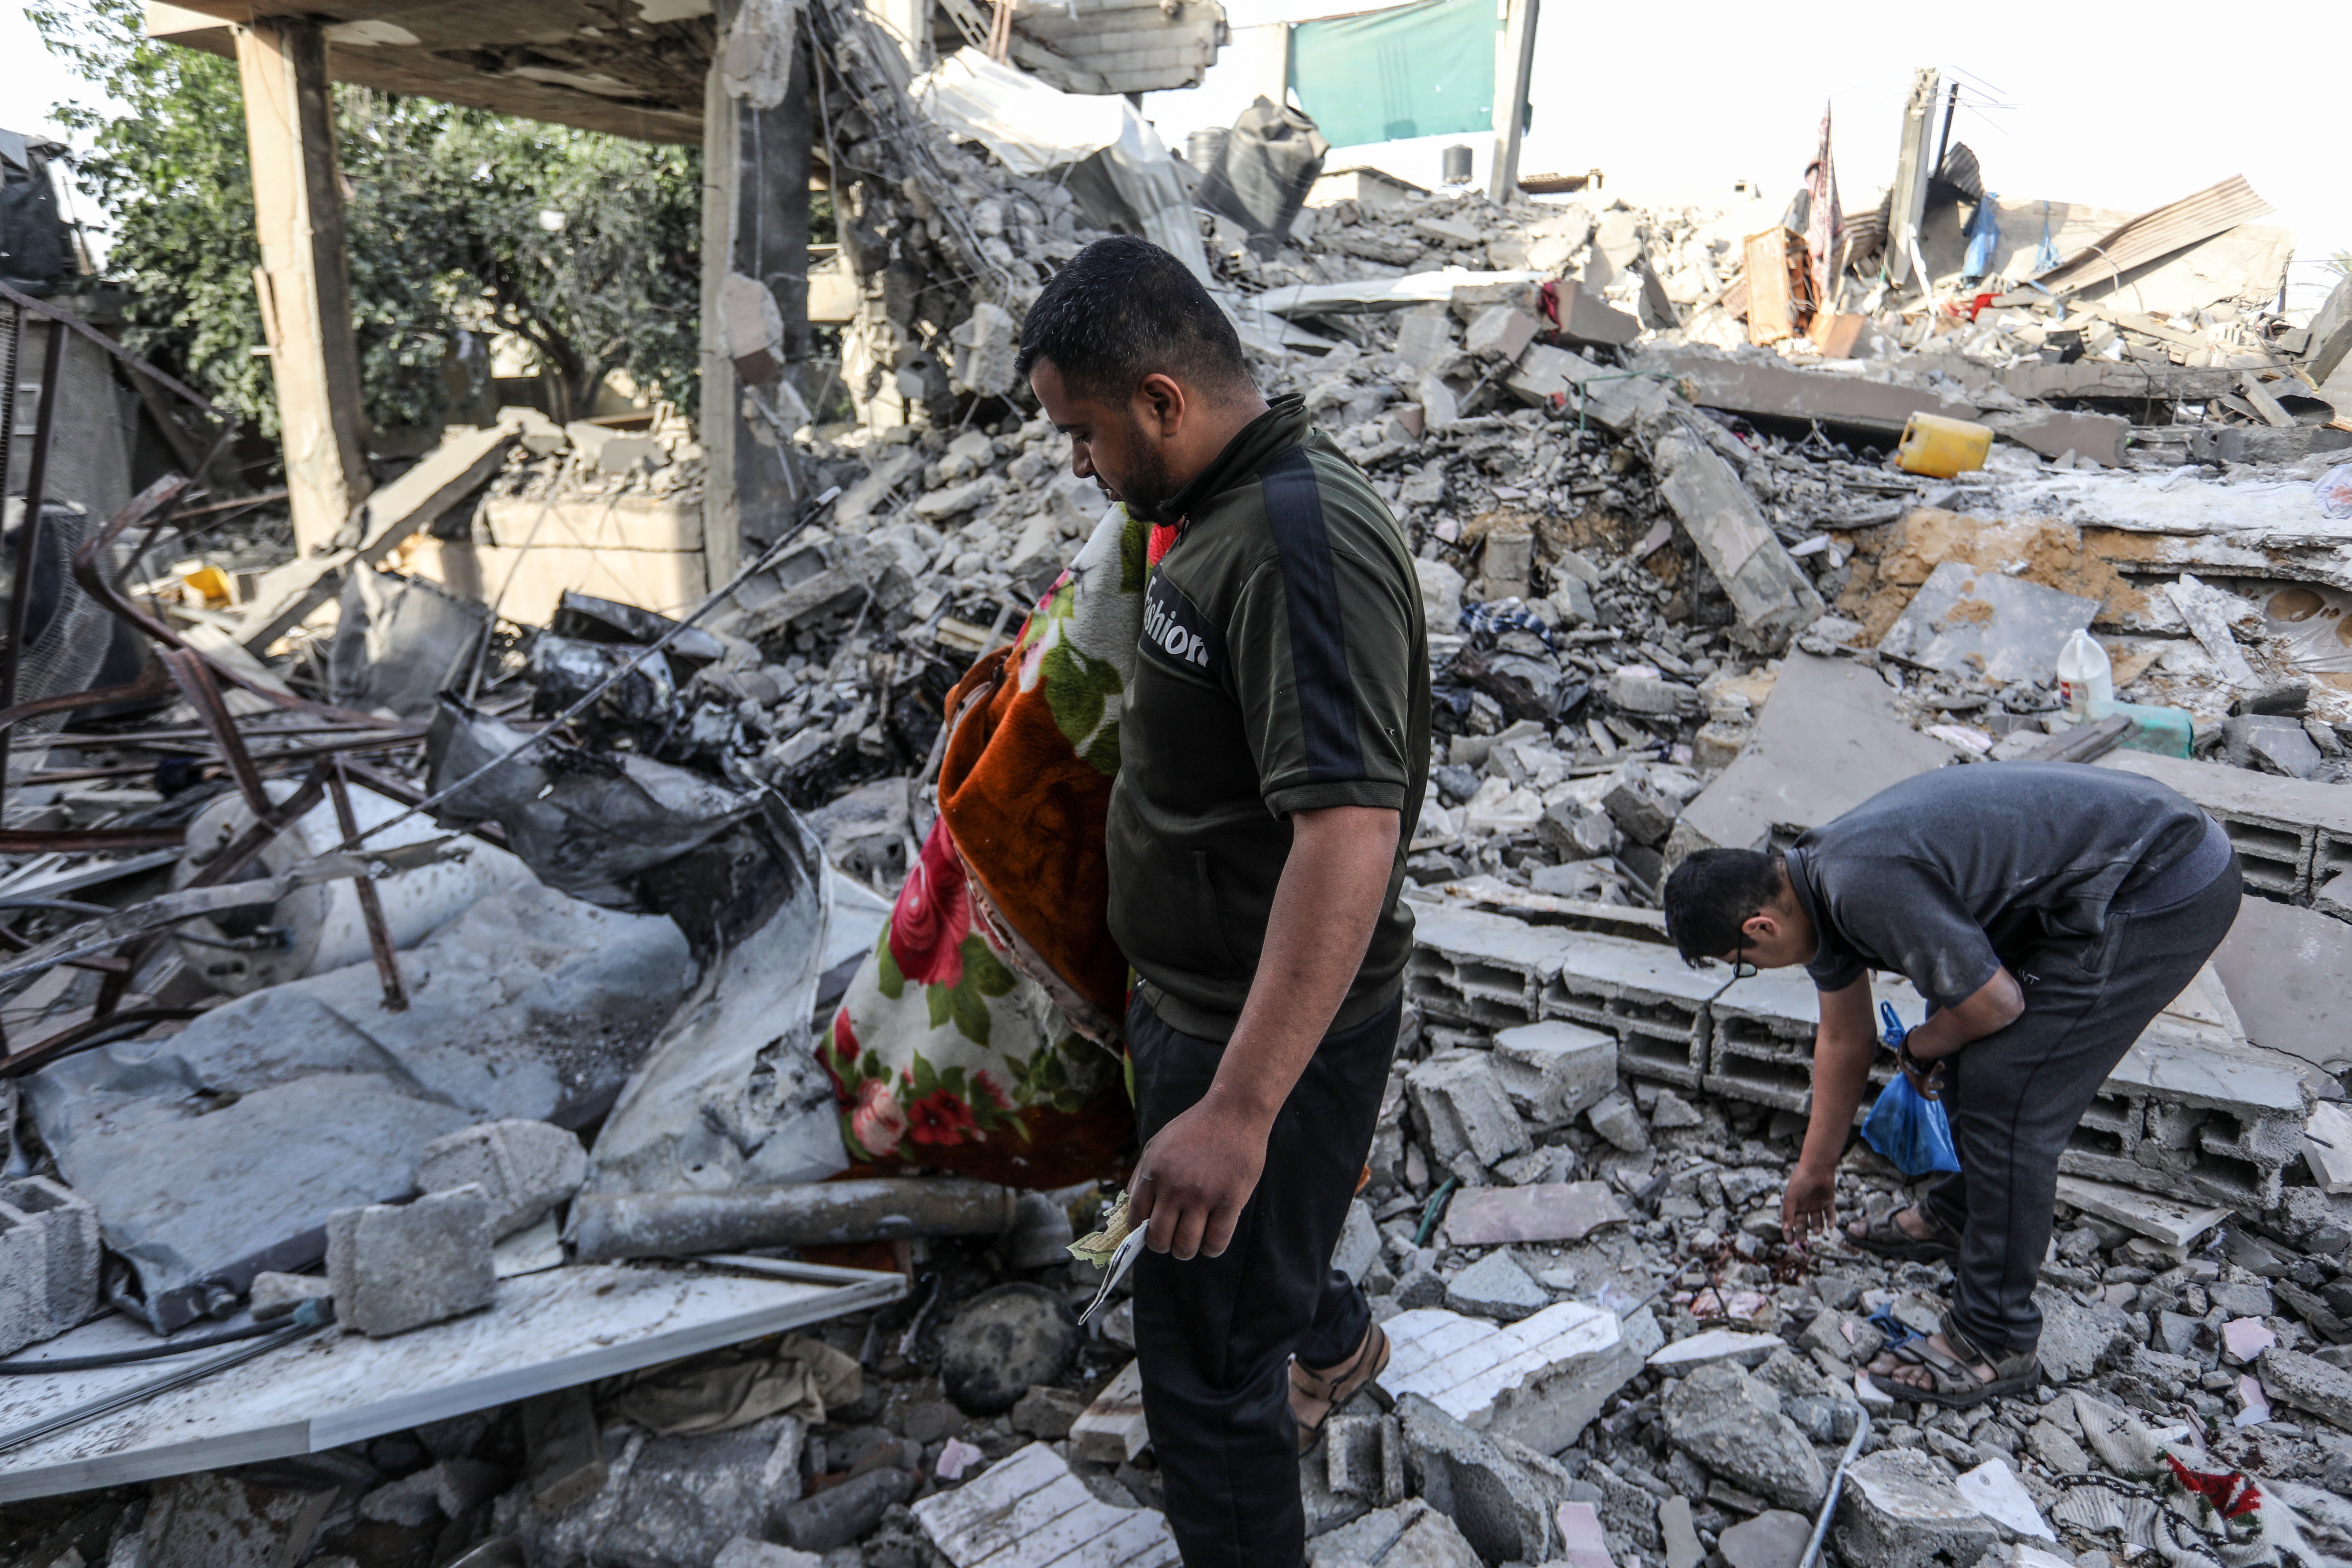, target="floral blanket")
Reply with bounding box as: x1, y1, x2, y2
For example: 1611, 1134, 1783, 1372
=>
817, 503, 1146, 1188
